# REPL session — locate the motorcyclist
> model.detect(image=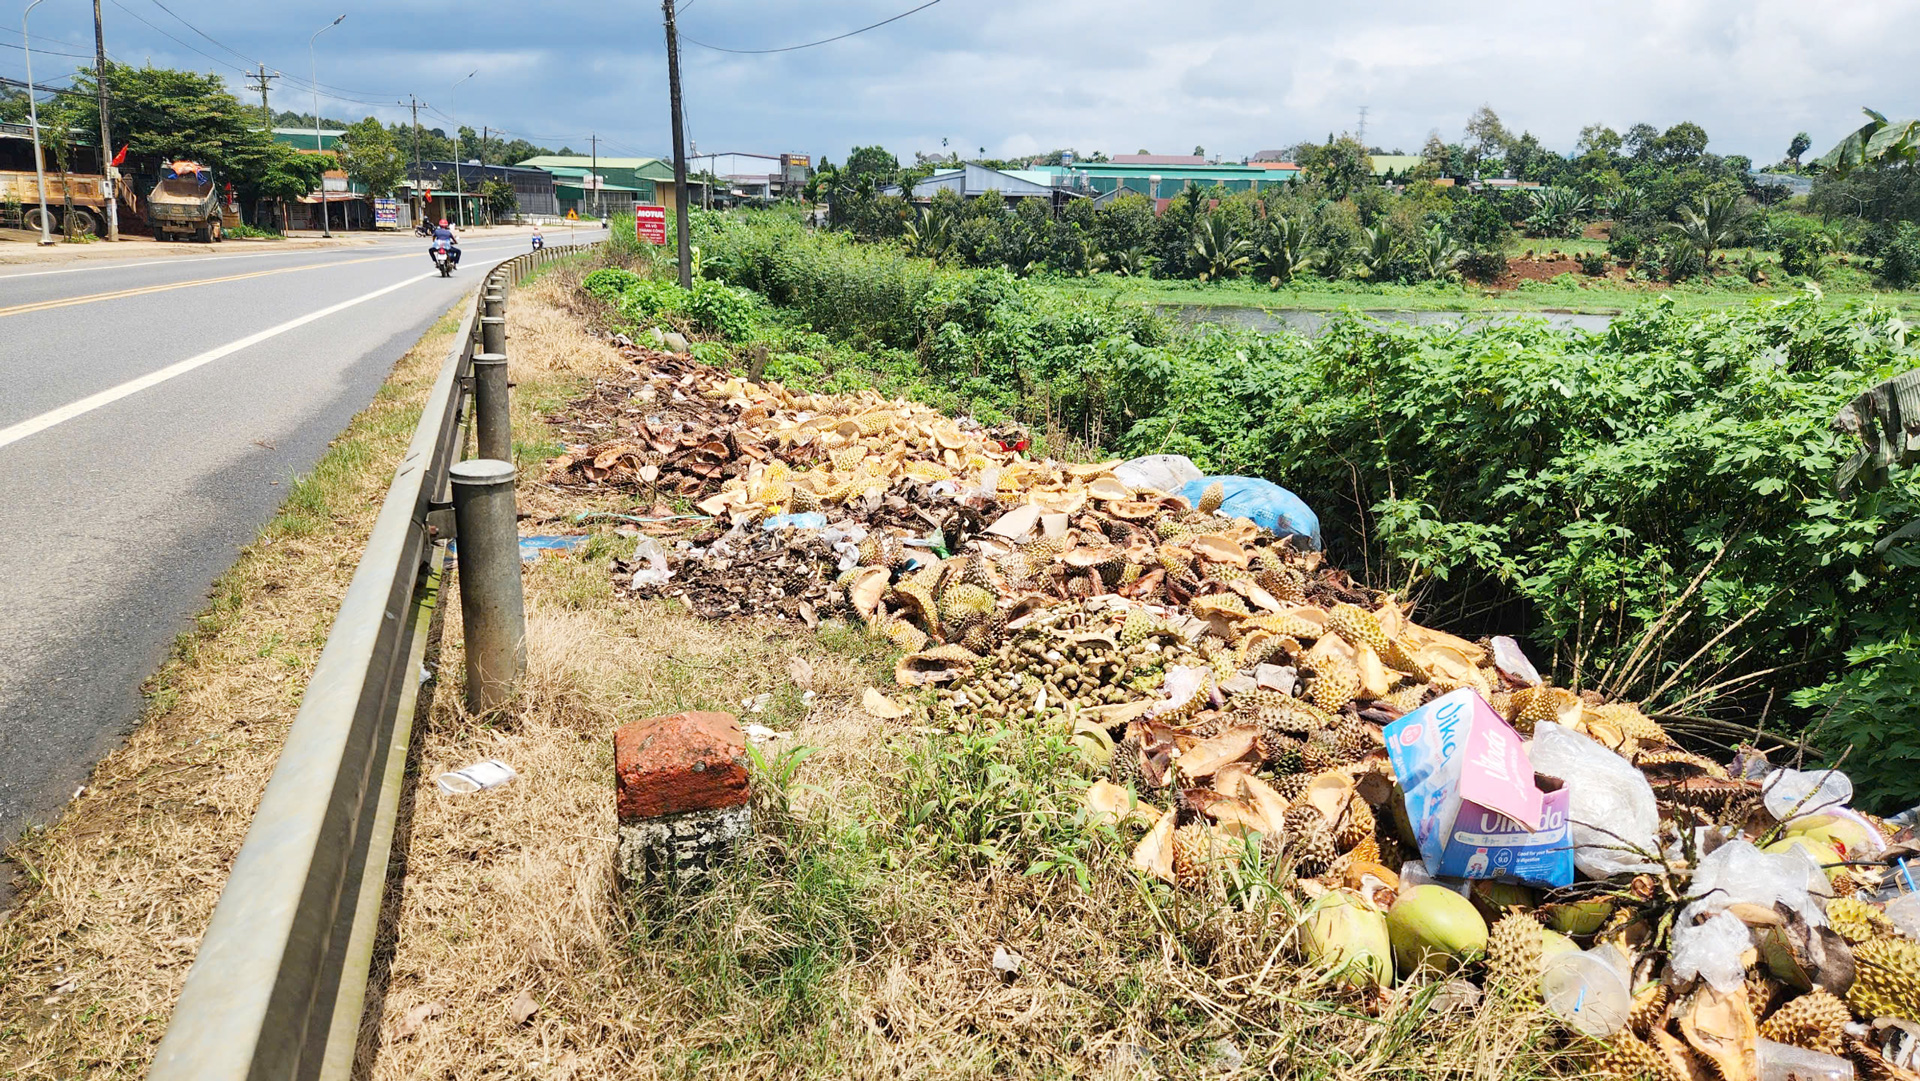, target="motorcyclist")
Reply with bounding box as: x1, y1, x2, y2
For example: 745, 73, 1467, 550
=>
531, 224, 544, 250
429, 219, 461, 268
